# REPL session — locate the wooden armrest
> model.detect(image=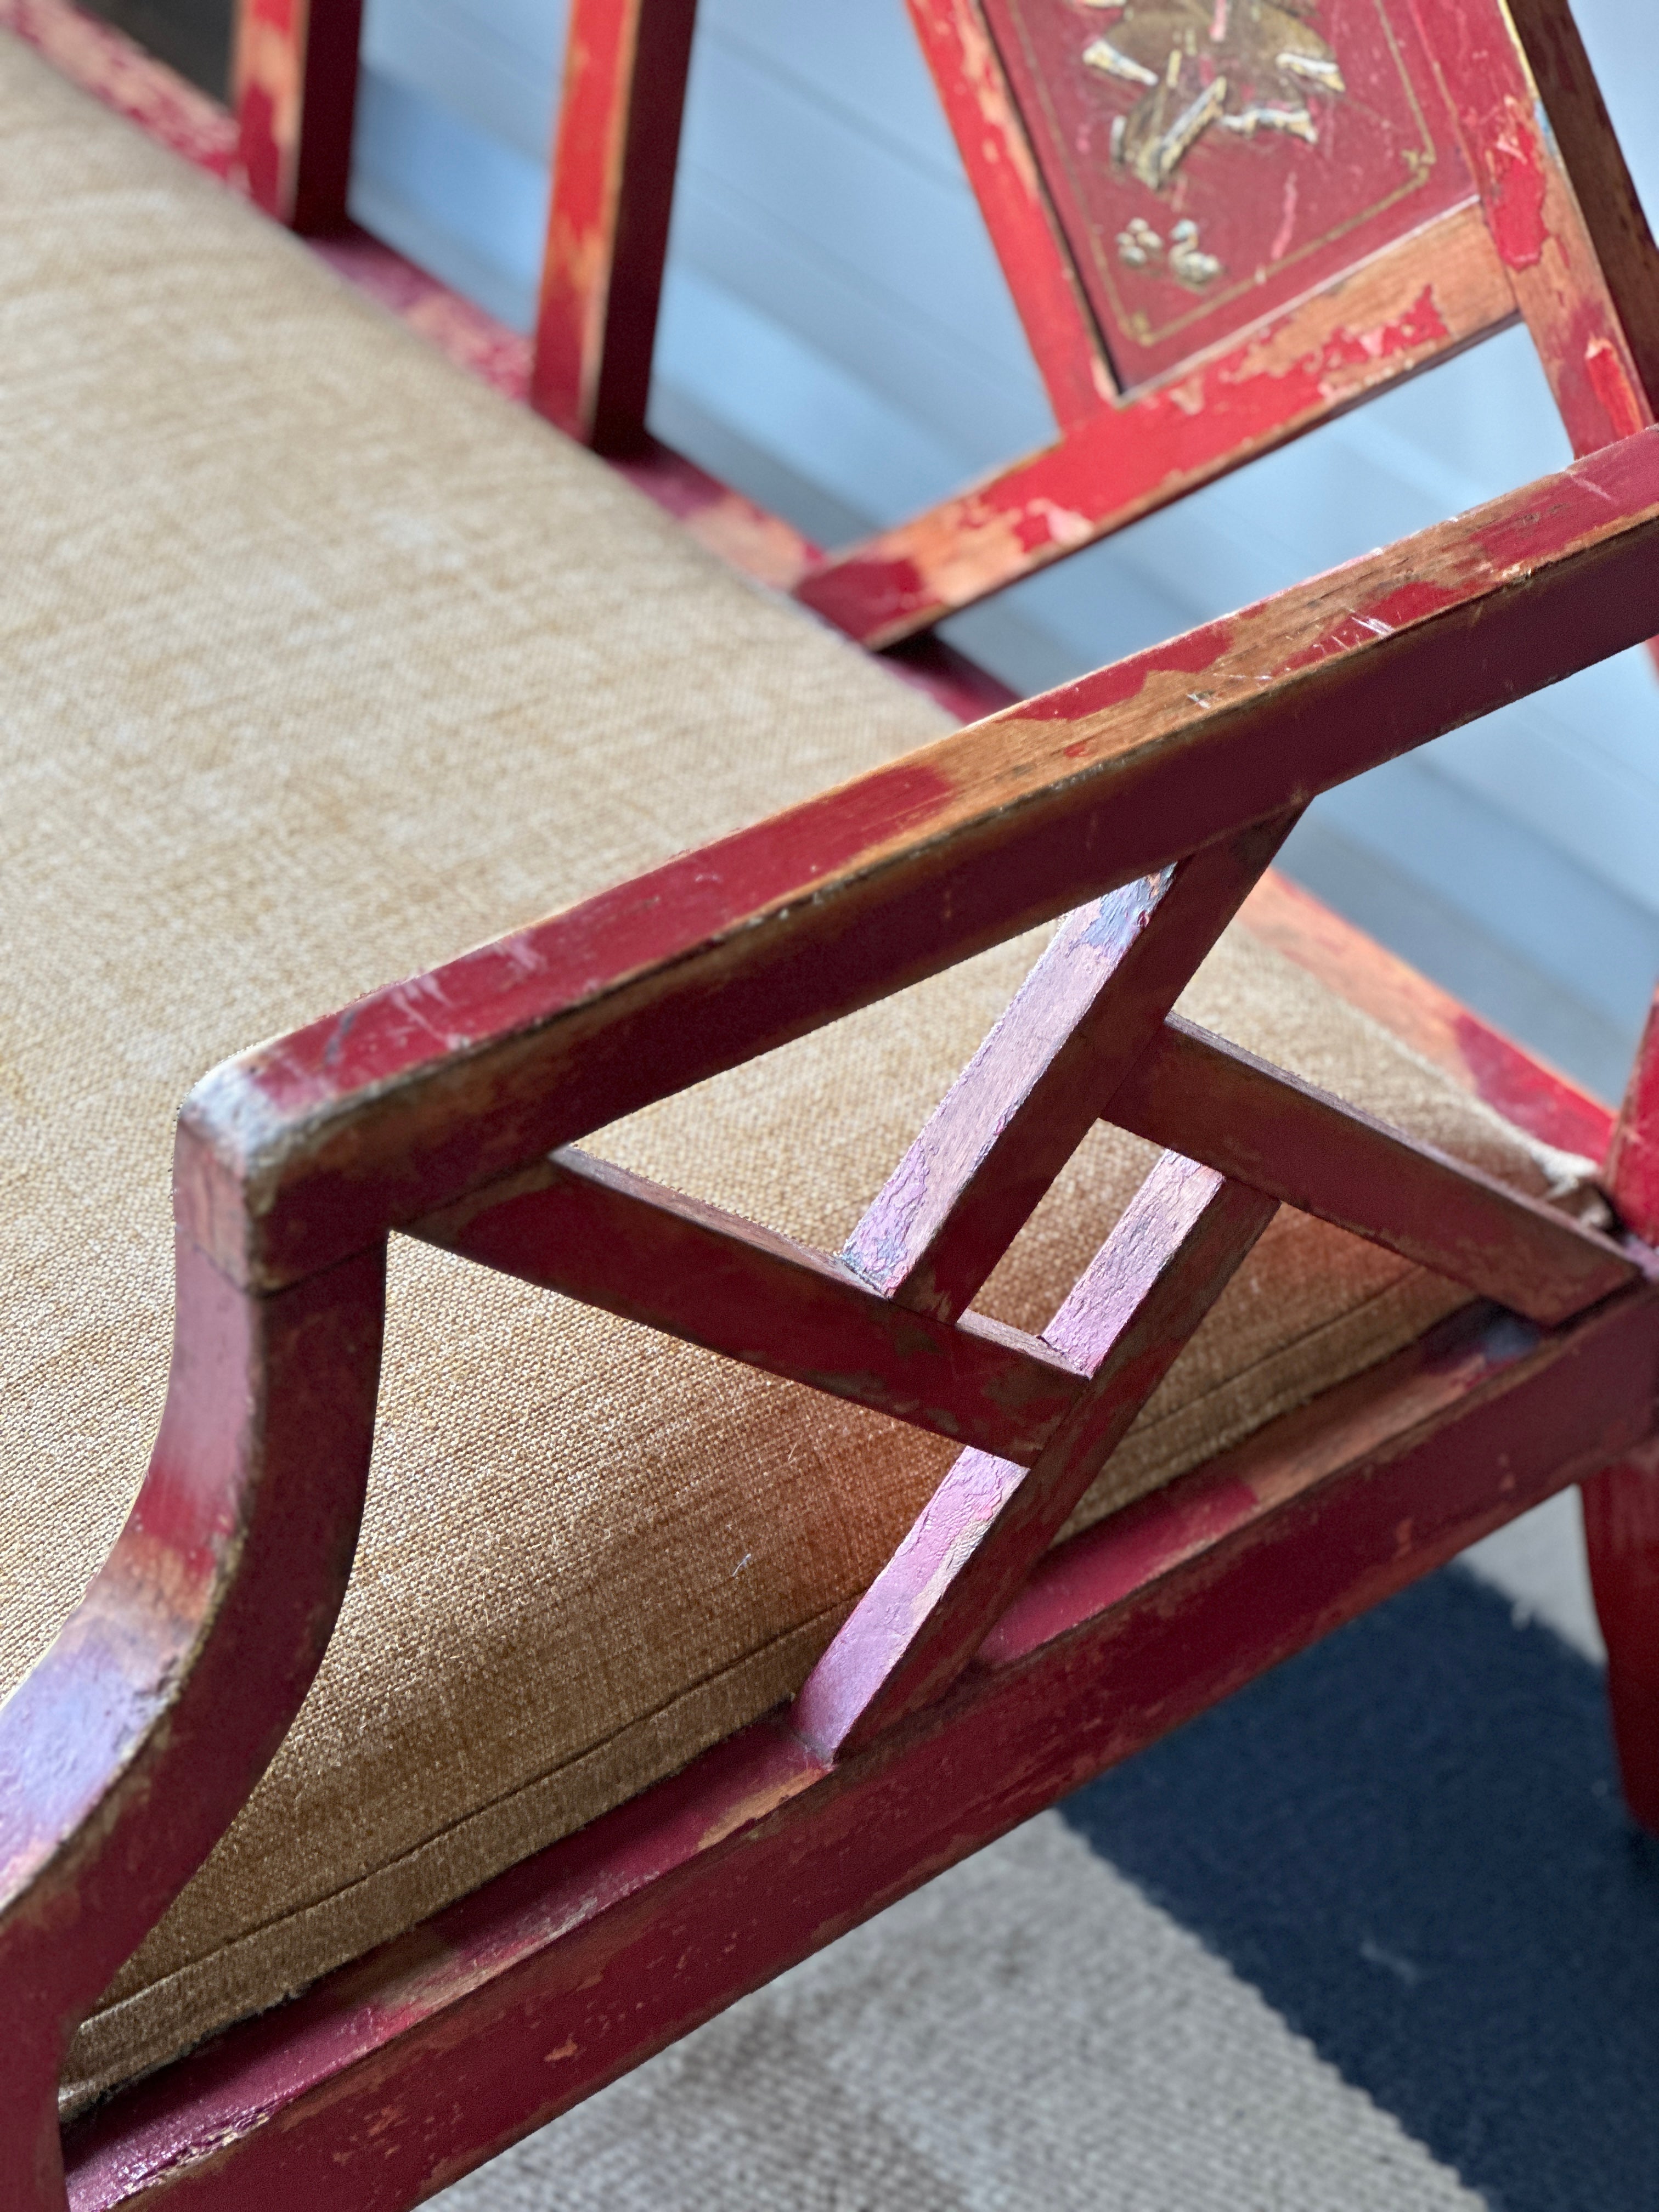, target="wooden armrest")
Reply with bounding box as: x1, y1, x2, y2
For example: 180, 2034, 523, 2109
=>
184, 428, 1659, 1292
7, 428, 1659, 2203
